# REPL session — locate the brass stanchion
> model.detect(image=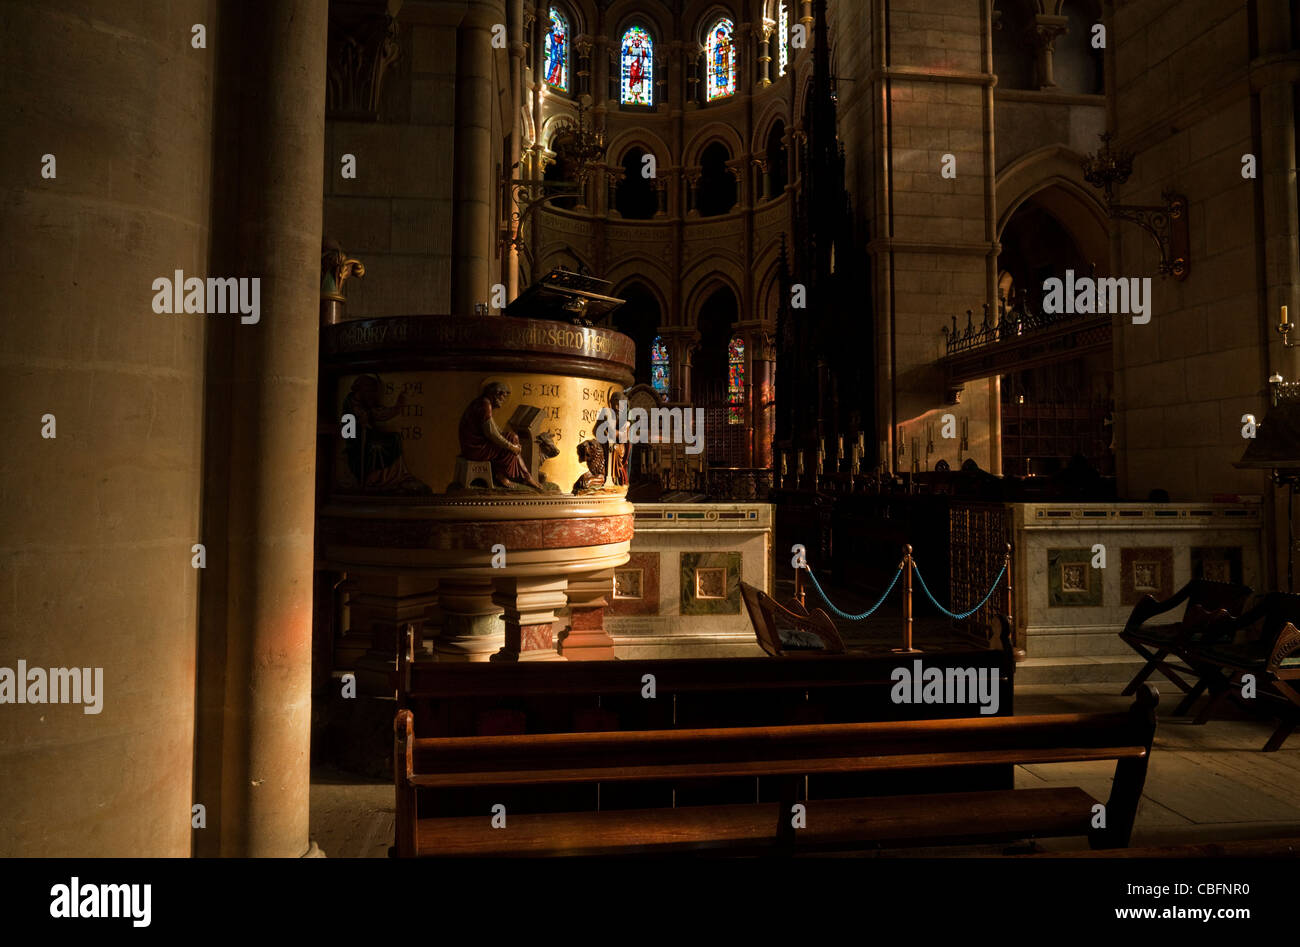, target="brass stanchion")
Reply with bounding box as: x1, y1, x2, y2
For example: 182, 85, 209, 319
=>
893, 544, 920, 654
794, 563, 805, 609
1005, 542, 1025, 661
